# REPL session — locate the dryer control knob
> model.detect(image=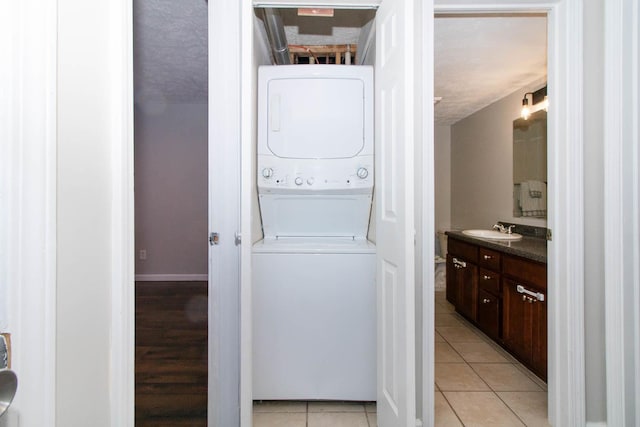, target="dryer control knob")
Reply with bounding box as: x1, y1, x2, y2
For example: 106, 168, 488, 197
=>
307, 177, 315, 185
295, 177, 303, 186
357, 167, 369, 179
262, 168, 273, 179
